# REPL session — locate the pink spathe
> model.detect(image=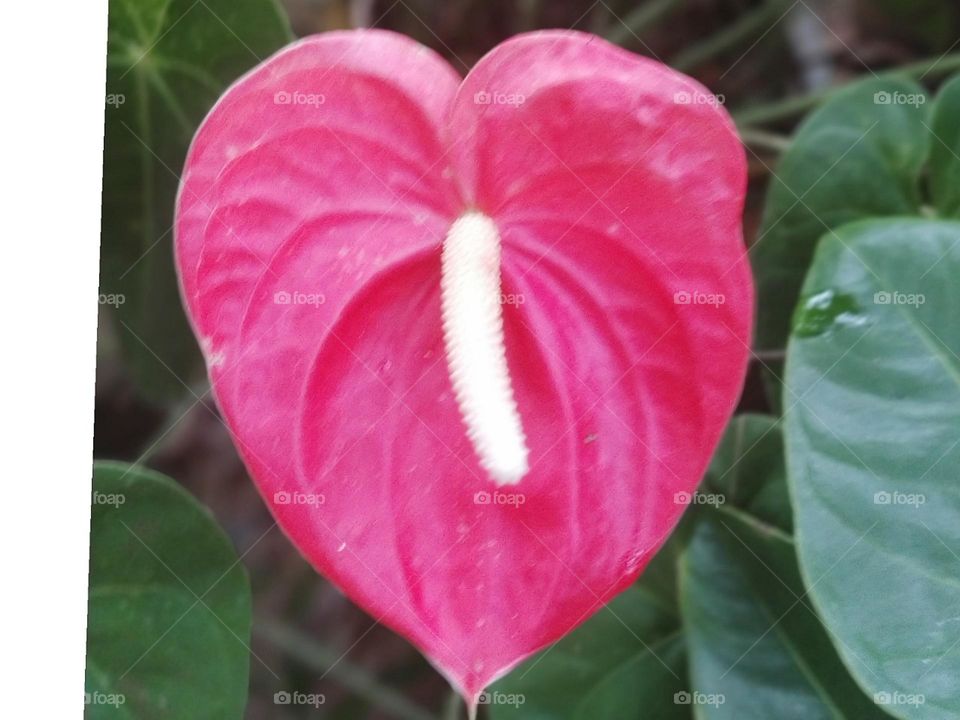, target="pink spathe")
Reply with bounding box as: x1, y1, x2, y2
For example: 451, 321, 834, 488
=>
175, 28, 752, 703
